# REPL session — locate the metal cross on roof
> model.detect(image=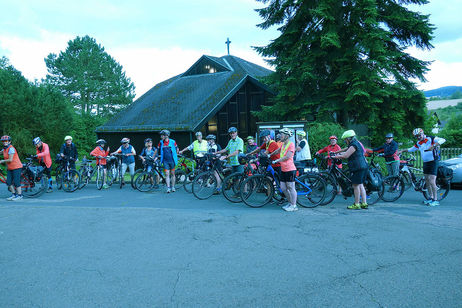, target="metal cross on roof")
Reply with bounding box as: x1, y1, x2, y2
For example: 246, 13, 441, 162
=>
225, 37, 231, 55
